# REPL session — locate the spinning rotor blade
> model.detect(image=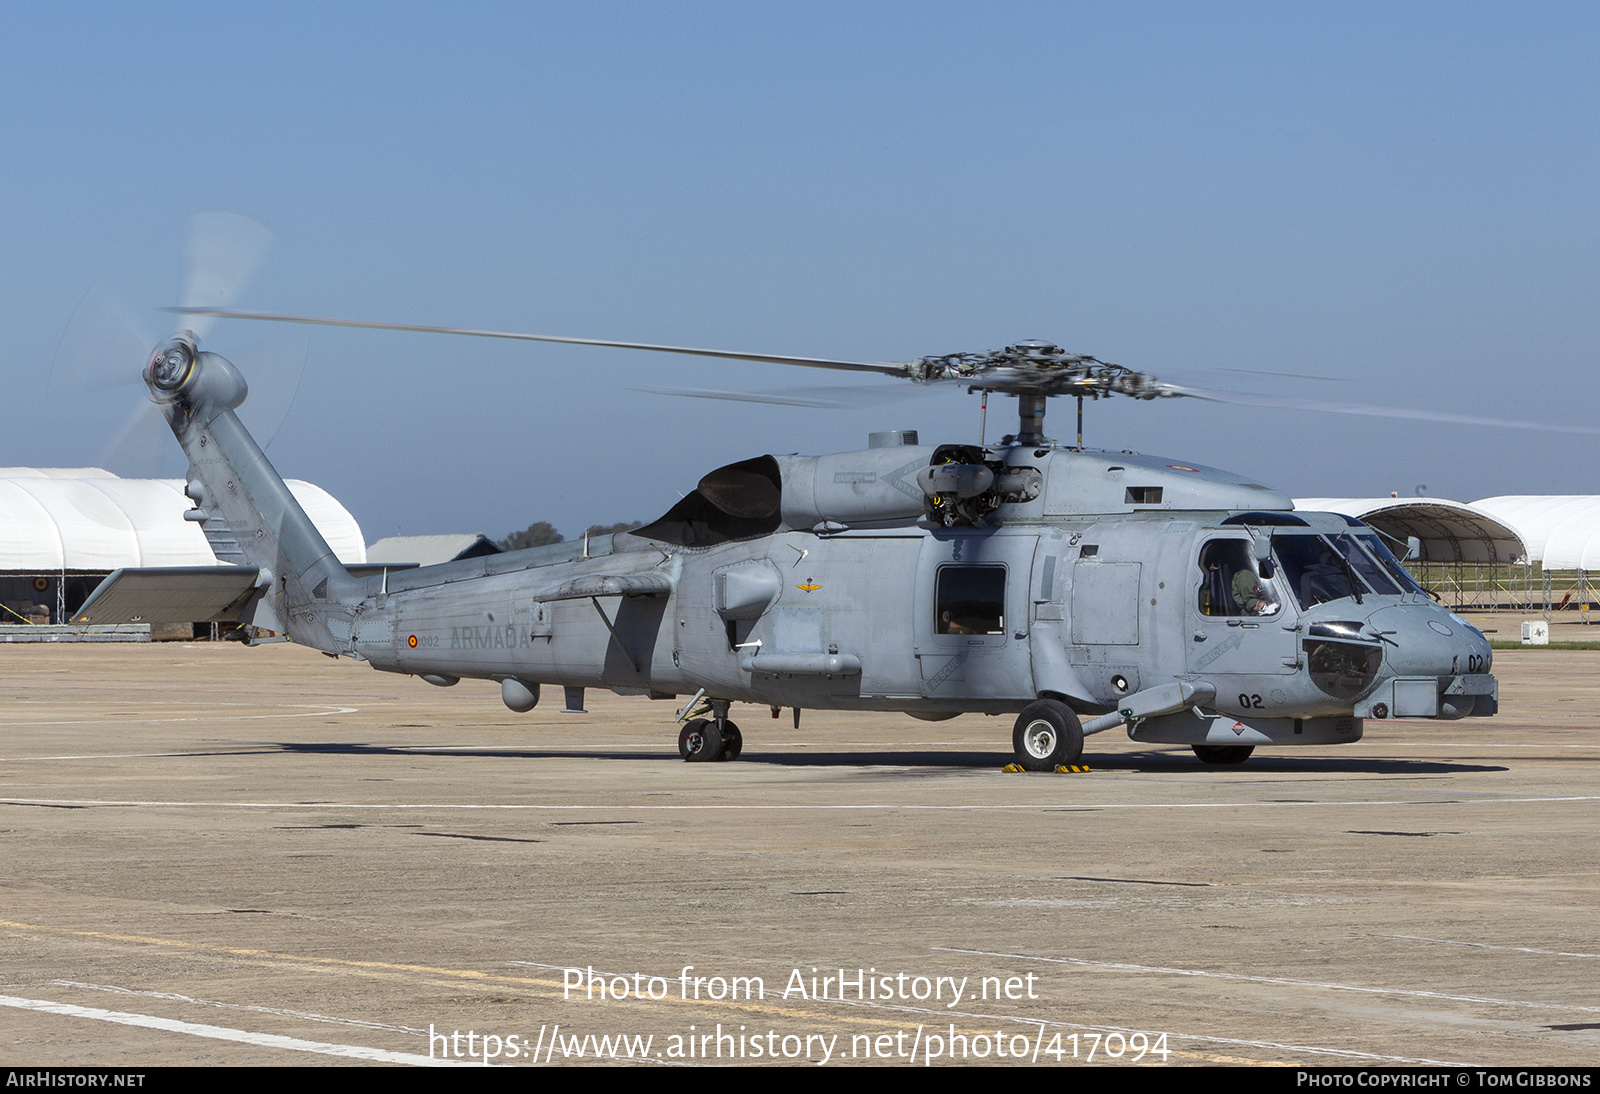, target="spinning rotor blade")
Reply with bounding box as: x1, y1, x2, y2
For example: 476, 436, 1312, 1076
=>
235, 339, 309, 451
167, 304, 1591, 440
1163, 382, 1600, 437
639, 387, 848, 409
637, 380, 938, 409
49, 211, 298, 476
1212, 366, 1348, 383
99, 400, 182, 479
167, 307, 914, 377
180, 211, 274, 342
50, 285, 154, 398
